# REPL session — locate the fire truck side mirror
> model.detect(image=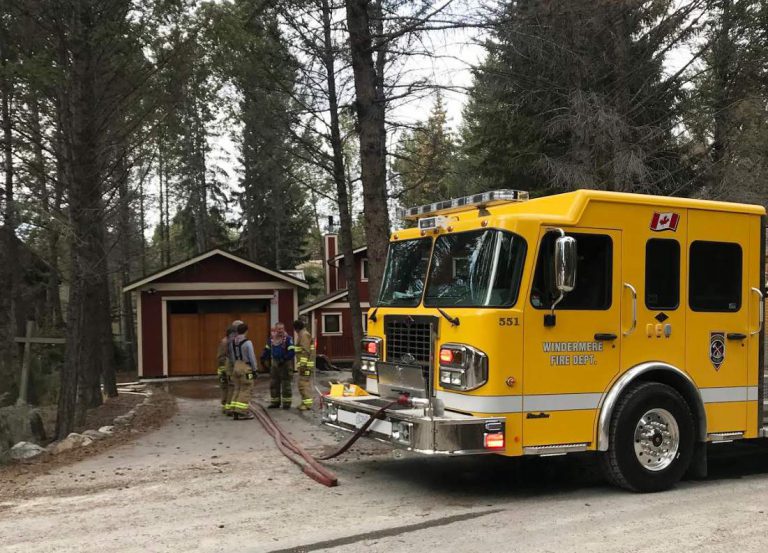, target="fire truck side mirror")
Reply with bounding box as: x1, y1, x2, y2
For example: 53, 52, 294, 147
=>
545, 234, 577, 327
555, 235, 577, 293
